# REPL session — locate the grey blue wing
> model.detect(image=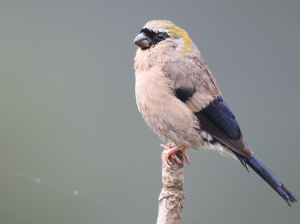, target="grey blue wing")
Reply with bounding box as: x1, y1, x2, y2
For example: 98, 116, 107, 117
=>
195, 96, 252, 158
